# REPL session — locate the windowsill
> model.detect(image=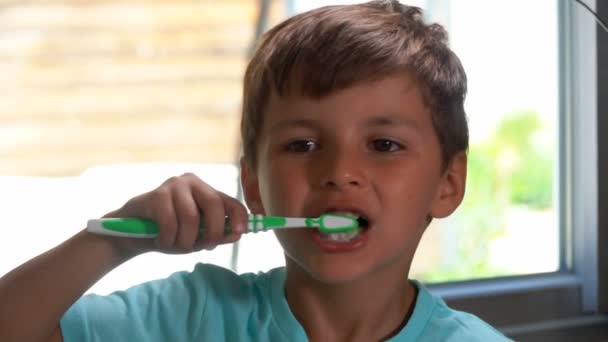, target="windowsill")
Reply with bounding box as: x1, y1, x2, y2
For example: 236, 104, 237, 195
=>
428, 271, 580, 300
428, 272, 585, 328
